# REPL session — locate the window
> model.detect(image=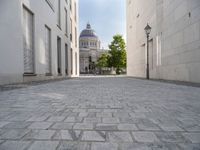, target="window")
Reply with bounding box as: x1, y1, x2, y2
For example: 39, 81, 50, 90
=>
74, 2, 77, 21
65, 8, 68, 35
75, 52, 78, 75
156, 35, 162, 66
57, 37, 62, 75
75, 27, 77, 47
45, 25, 51, 74
71, 48, 73, 74
70, 18, 72, 42
70, 0, 72, 11
57, 0, 61, 28
23, 6, 34, 74
65, 44, 68, 75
